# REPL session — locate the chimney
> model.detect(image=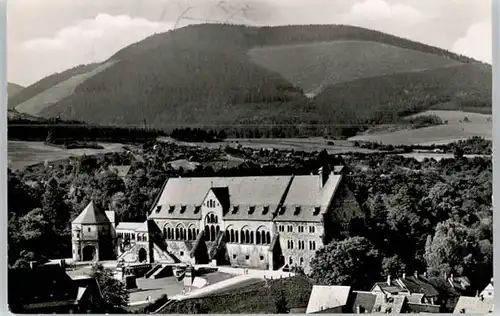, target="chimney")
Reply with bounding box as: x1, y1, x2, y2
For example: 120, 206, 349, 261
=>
423, 271, 428, 278
402, 273, 406, 279
387, 275, 391, 286
414, 270, 418, 279
318, 165, 330, 188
